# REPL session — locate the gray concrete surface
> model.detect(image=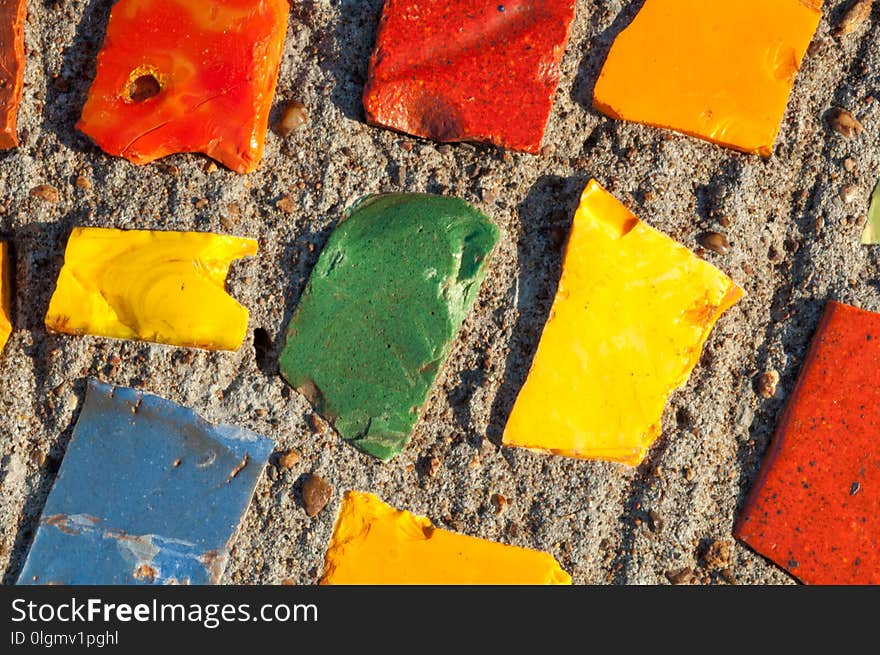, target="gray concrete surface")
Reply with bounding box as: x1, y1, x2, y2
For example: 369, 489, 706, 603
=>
2, 0, 878, 585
